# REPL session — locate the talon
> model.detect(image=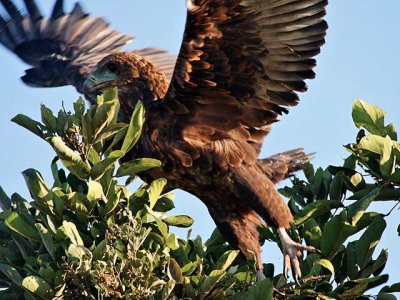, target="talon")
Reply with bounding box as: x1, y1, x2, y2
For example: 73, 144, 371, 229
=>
277, 227, 318, 281
256, 270, 266, 281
